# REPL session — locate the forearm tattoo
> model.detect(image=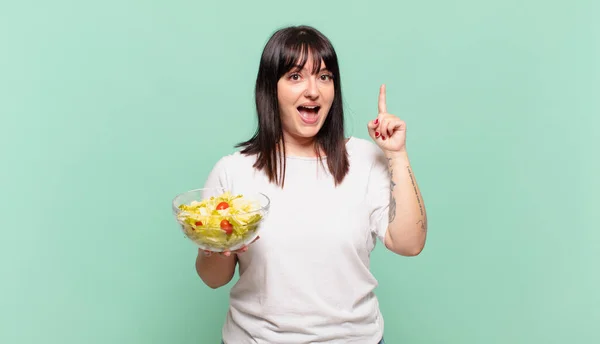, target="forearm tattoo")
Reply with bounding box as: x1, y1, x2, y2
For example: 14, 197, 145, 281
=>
388, 159, 397, 223
407, 166, 426, 232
